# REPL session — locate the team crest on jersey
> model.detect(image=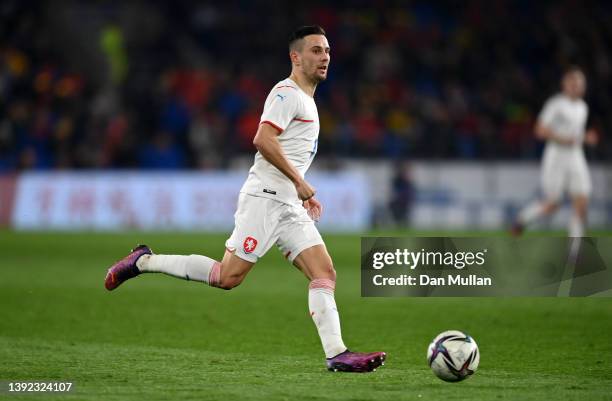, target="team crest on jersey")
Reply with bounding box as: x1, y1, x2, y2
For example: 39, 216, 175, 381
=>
243, 236, 258, 253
